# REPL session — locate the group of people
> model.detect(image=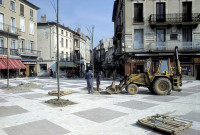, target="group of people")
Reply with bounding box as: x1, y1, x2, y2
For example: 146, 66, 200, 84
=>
85, 70, 101, 94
